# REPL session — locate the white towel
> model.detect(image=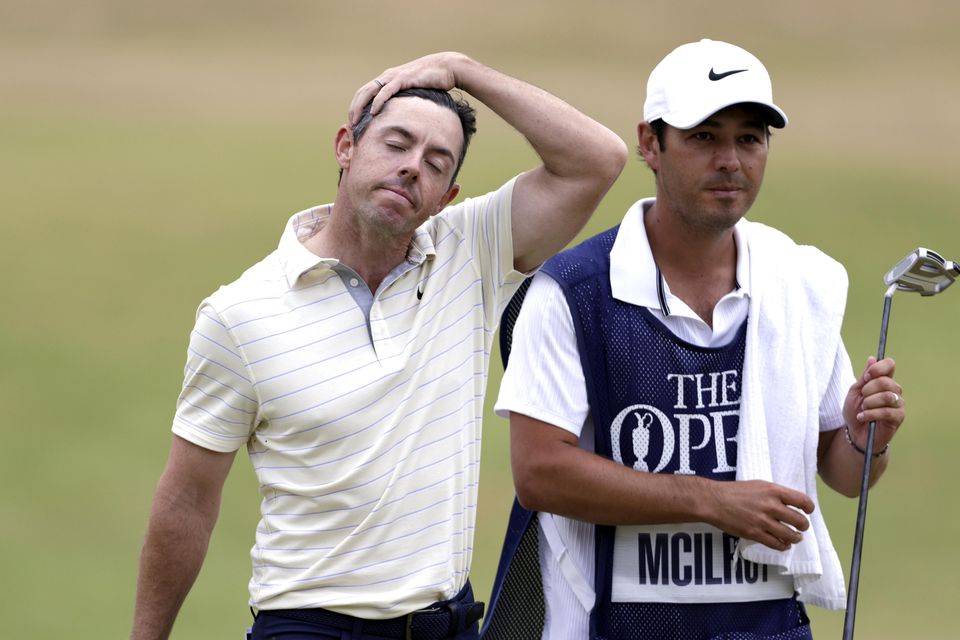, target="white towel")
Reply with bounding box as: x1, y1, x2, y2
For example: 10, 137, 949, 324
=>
734, 220, 848, 610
